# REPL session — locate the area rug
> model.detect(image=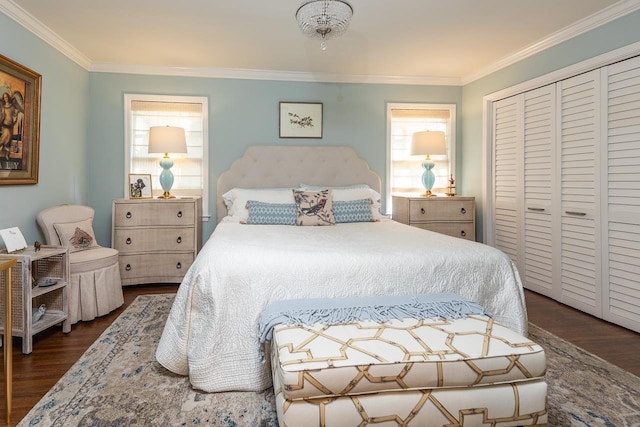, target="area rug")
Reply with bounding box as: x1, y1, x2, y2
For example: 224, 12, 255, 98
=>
18, 294, 640, 427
